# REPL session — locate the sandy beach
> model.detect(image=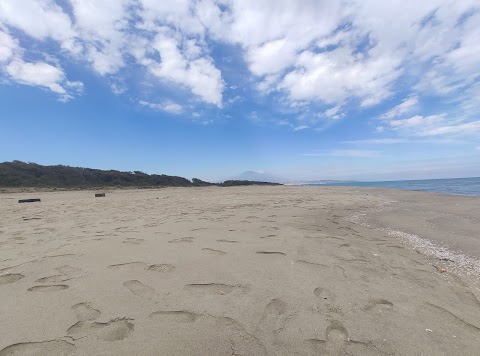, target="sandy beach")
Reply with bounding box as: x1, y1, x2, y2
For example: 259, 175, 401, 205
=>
1, 186, 479, 355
